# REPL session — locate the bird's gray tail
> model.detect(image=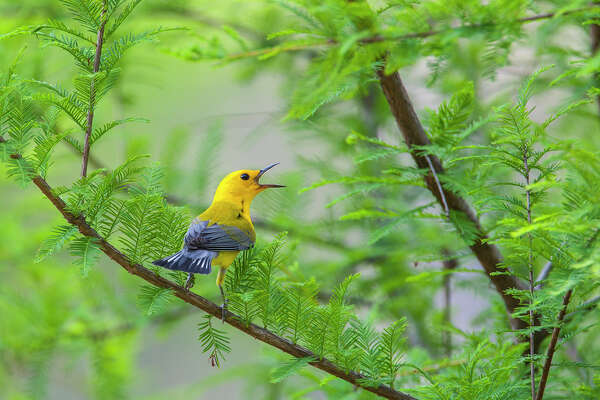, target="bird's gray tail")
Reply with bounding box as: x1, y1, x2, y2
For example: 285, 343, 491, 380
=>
152, 250, 214, 274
